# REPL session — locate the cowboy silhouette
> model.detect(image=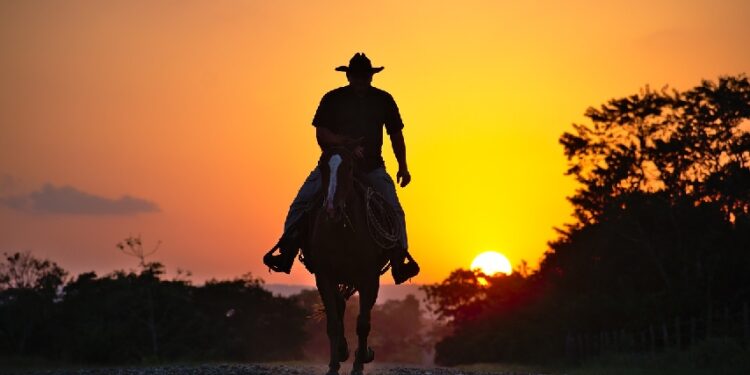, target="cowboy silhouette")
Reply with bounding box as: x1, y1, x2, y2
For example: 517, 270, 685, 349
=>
264, 53, 420, 284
